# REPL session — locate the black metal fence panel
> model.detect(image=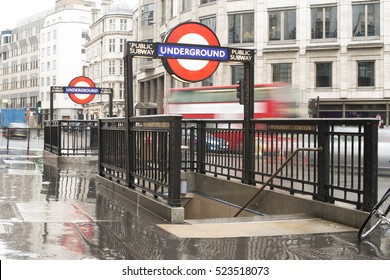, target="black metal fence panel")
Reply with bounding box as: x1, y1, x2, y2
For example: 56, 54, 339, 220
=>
44, 120, 99, 156
99, 118, 127, 184
99, 115, 182, 207
181, 118, 378, 211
